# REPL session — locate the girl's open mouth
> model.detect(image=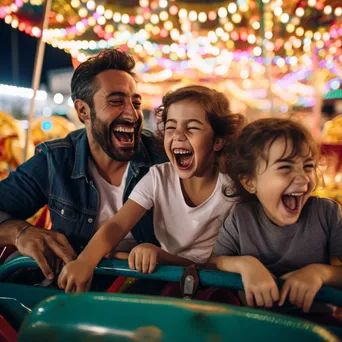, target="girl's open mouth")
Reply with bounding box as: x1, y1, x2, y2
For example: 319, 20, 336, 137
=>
281, 193, 304, 213
113, 126, 135, 146
173, 148, 194, 169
